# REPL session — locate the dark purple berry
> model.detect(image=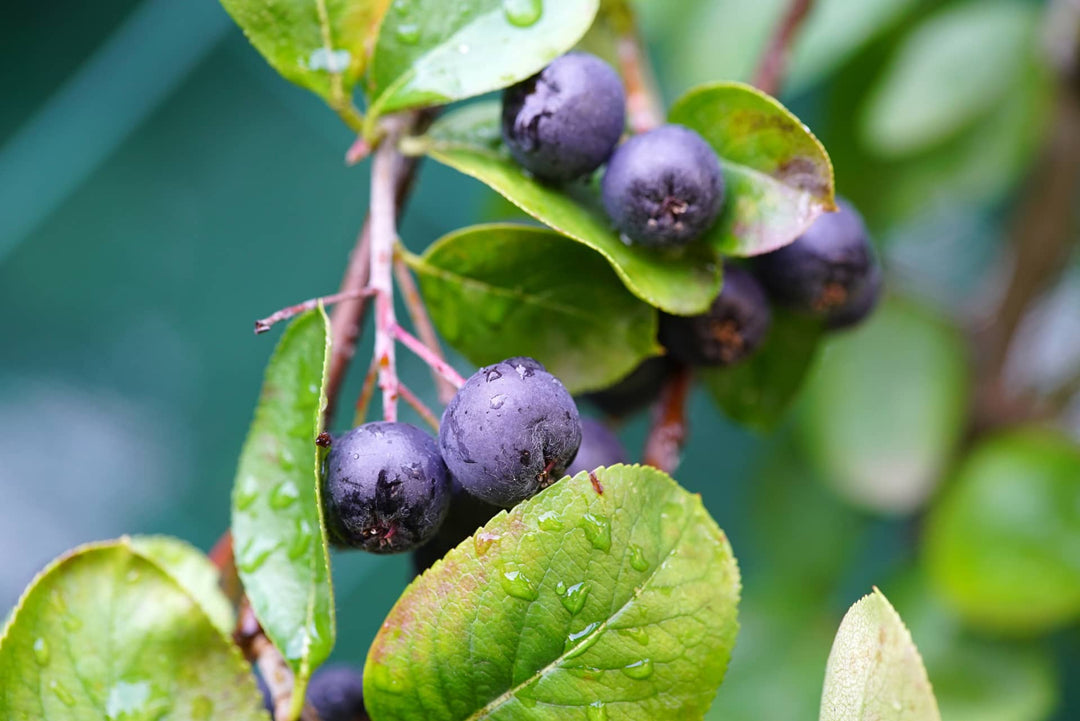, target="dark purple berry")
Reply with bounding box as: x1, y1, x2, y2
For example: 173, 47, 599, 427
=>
566, 418, 627, 476
584, 356, 677, 418
412, 475, 500, 575
322, 422, 450, 554
827, 263, 883, 330
307, 666, 369, 721
752, 199, 877, 315
502, 52, 626, 183
660, 264, 772, 366
439, 357, 582, 507
602, 124, 724, 247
